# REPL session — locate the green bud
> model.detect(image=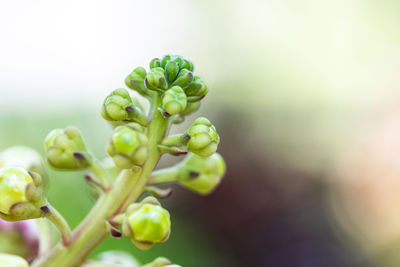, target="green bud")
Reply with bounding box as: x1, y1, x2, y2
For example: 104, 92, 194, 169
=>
101, 88, 148, 126
162, 86, 187, 115
171, 69, 193, 89
164, 61, 180, 83
0, 253, 29, 267
83, 251, 140, 267
149, 58, 161, 69
180, 102, 200, 116
185, 117, 220, 157
0, 146, 47, 185
160, 55, 185, 69
145, 67, 167, 93
44, 126, 91, 170
177, 153, 226, 195
106, 126, 148, 169
184, 76, 208, 102
122, 197, 170, 250
181, 59, 194, 71
143, 257, 181, 267
0, 167, 46, 220
125, 67, 147, 95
